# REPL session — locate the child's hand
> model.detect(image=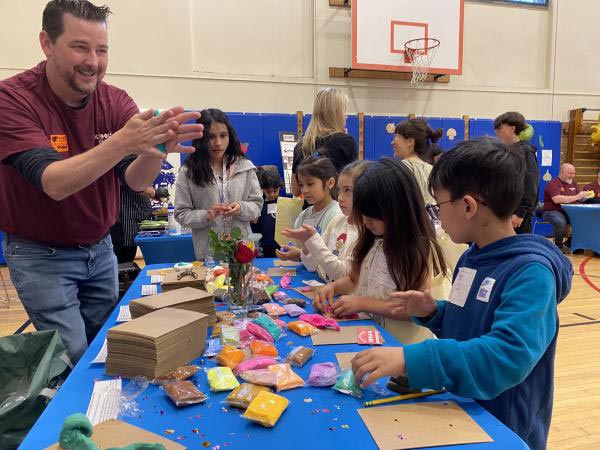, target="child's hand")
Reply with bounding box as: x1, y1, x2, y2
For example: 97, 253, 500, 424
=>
388, 289, 437, 318
222, 202, 241, 217
352, 347, 406, 388
281, 225, 317, 244
313, 283, 335, 312
206, 204, 229, 222
275, 245, 301, 261
331, 295, 365, 317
